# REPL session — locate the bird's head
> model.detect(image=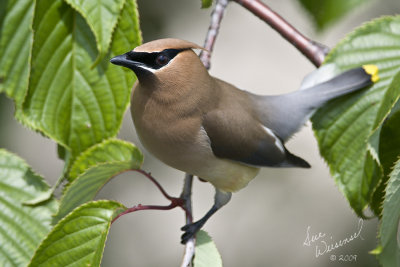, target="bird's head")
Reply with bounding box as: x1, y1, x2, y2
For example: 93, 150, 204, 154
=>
110, 38, 207, 84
